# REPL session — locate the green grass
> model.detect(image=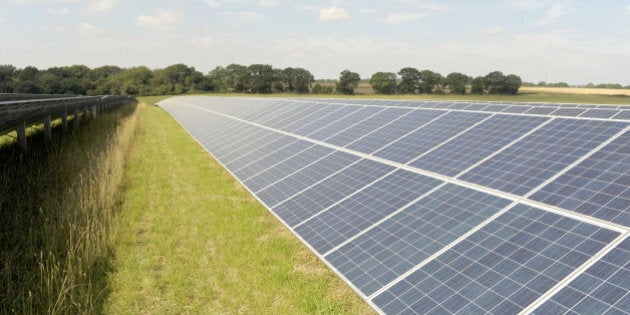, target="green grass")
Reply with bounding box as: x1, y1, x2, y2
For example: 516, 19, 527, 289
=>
0, 102, 140, 313
104, 96, 374, 314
